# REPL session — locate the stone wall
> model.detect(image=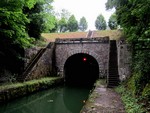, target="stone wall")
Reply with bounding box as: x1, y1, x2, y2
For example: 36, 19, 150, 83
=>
23, 37, 131, 82
25, 43, 56, 81
24, 47, 41, 69
117, 39, 131, 81
55, 37, 109, 78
